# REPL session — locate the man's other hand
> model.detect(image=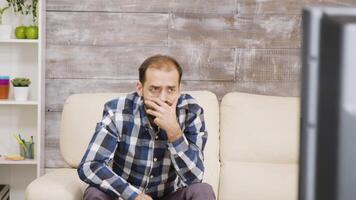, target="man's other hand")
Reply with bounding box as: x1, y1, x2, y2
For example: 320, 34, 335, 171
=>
135, 193, 153, 200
